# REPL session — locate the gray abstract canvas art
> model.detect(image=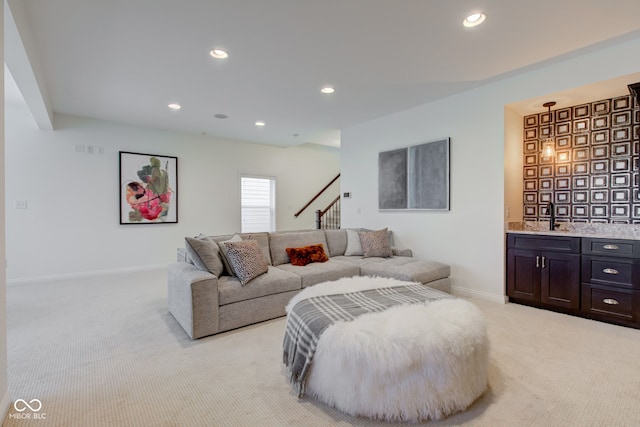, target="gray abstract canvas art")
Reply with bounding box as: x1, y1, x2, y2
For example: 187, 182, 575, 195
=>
378, 138, 450, 210
409, 139, 449, 209
378, 148, 408, 209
